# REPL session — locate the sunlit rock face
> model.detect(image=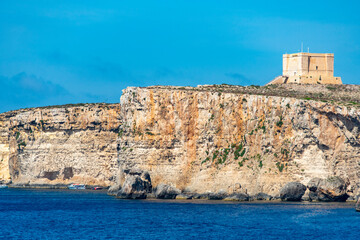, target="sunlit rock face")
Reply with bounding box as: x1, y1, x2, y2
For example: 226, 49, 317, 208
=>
1, 85, 360, 198
118, 86, 360, 196
0, 104, 121, 186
